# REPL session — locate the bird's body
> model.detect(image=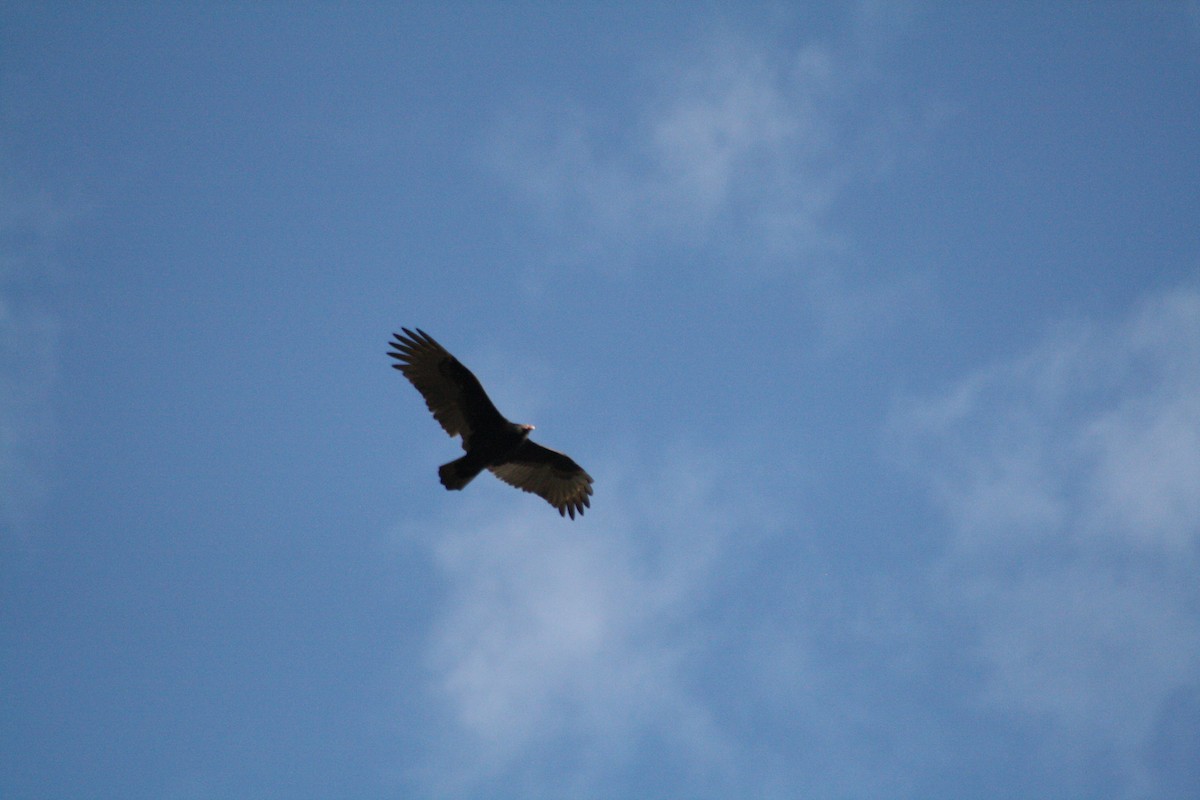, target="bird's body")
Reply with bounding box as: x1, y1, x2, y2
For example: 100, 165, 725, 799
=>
437, 419, 531, 490
388, 328, 593, 518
